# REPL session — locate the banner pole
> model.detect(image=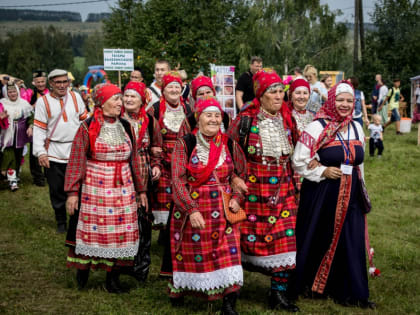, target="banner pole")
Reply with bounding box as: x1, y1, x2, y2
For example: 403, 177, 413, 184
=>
118, 70, 121, 88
